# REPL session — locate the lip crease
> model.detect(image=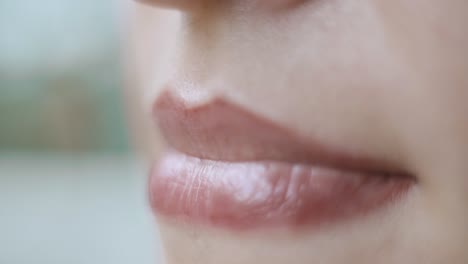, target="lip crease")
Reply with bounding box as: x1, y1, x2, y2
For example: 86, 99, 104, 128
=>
149, 90, 414, 231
